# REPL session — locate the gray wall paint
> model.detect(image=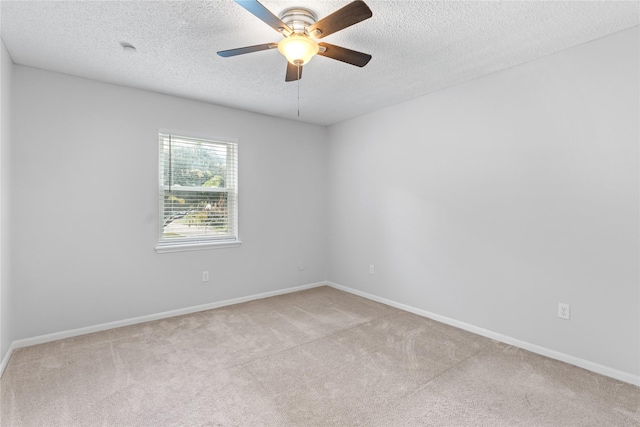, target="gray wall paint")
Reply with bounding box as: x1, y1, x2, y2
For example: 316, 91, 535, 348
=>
326, 28, 639, 376
11, 66, 327, 340
0, 39, 13, 361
